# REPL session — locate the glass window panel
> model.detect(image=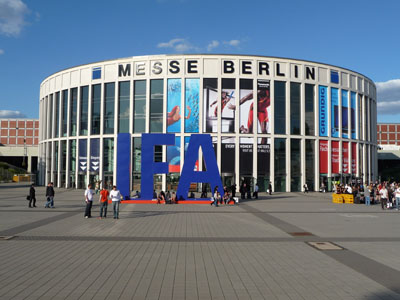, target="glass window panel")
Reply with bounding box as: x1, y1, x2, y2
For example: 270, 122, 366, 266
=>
62, 90, 68, 137
290, 139, 301, 191
80, 86, 89, 135
274, 138, 286, 192
274, 81, 286, 134
49, 94, 53, 138
69, 139, 76, 188
69, 88, 77, 136
118, 81, 130, 133
150, 79, 164, 133
133, 80, 146, 133
104, 83, 115, 134
91, 84, 101, 135
103, 138, 114, 189
290, 82, 300, 135
55, 92, 60, 138
305, 140, 315, 191
305, 84, 315, 136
